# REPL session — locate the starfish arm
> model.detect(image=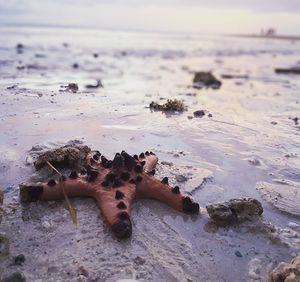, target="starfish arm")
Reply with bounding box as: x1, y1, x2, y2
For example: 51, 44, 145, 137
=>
19, 150, 104, 203
136, 174, 199, 214
85, 151, 102, 169
138, 152, 158, 173
94, 185, 136, 239
19, 174, 92, 202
